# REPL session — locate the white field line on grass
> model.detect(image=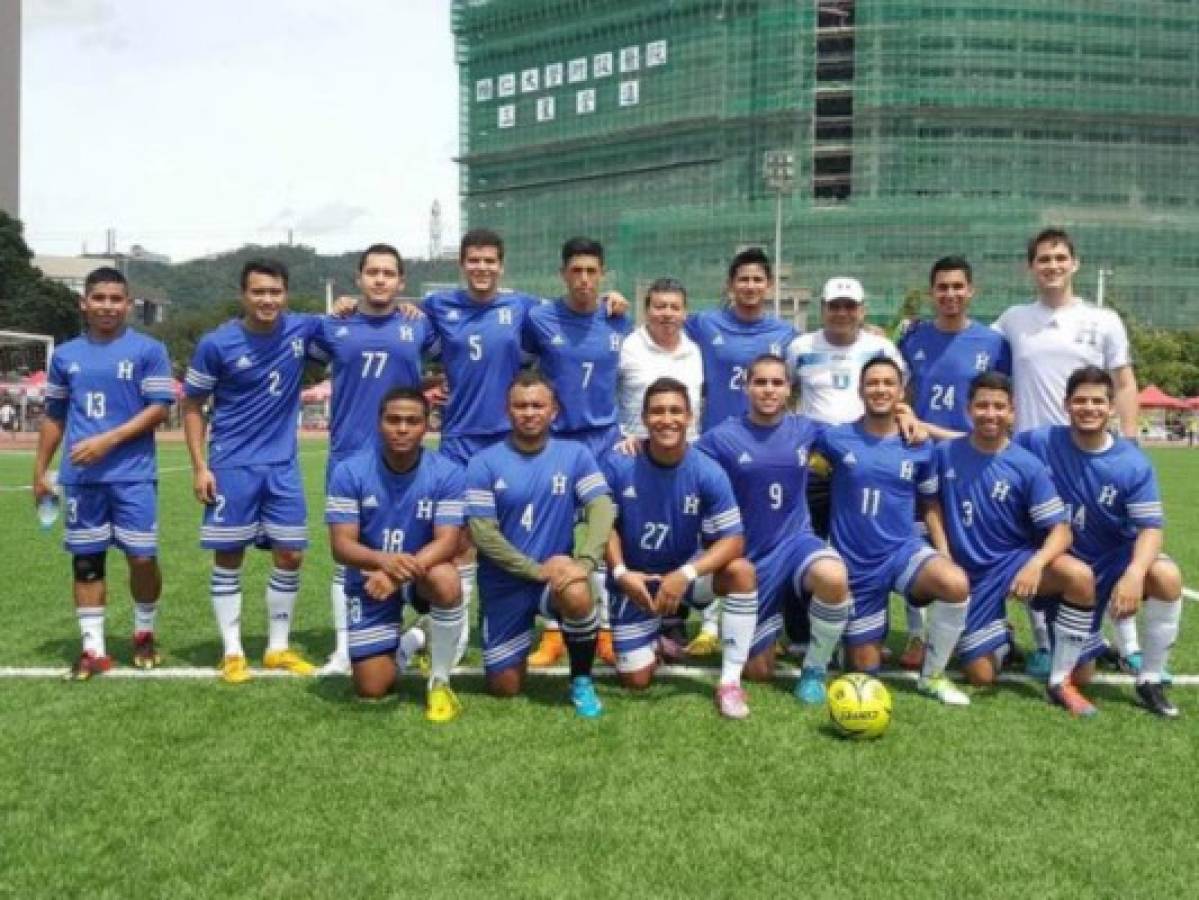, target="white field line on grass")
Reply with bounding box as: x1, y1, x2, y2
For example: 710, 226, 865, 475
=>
1183, 587, 1199, 602
1, 664, 1197, 686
